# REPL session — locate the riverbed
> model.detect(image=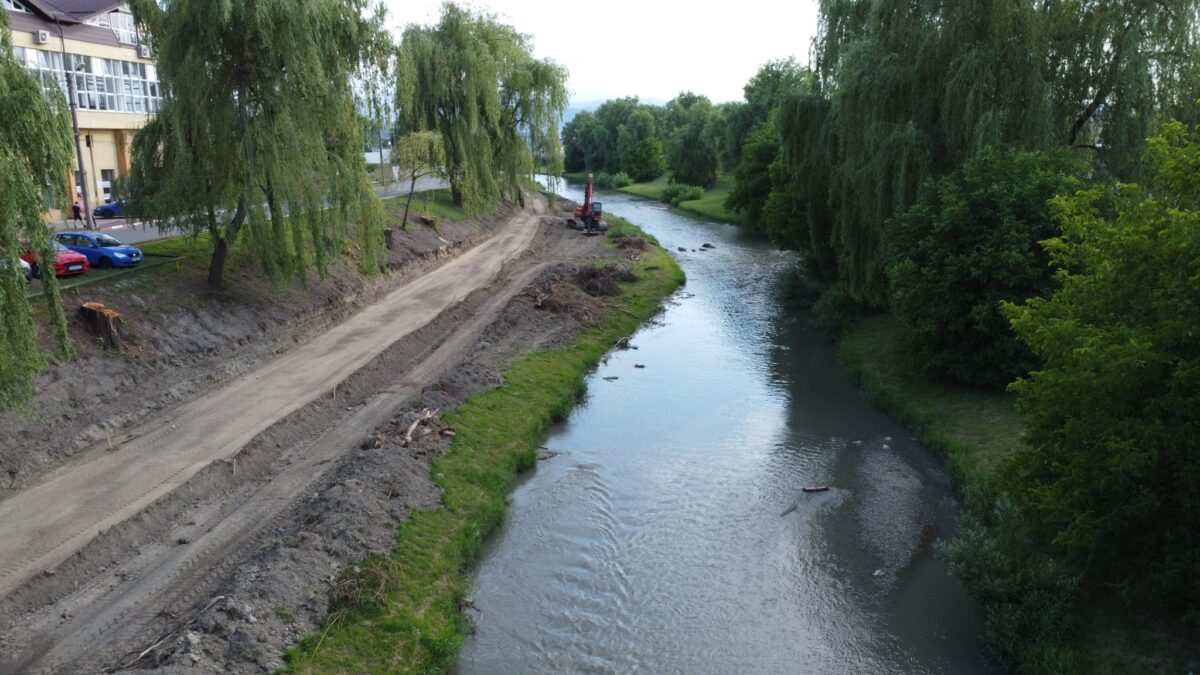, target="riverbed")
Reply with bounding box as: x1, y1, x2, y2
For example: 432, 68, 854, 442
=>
459, 179, 987, 673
